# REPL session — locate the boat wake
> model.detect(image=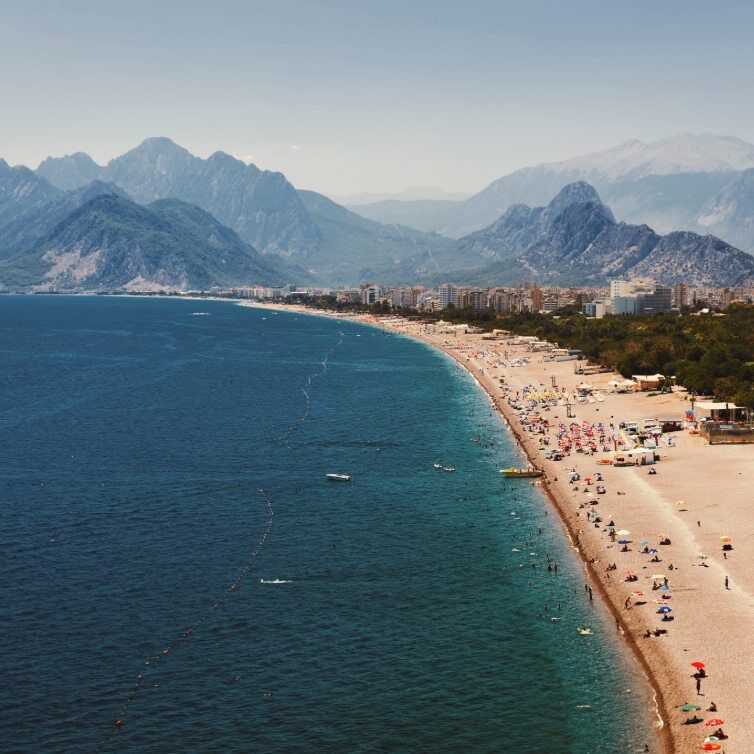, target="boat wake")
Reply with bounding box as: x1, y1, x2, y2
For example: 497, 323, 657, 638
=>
278, 336, 343, 450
